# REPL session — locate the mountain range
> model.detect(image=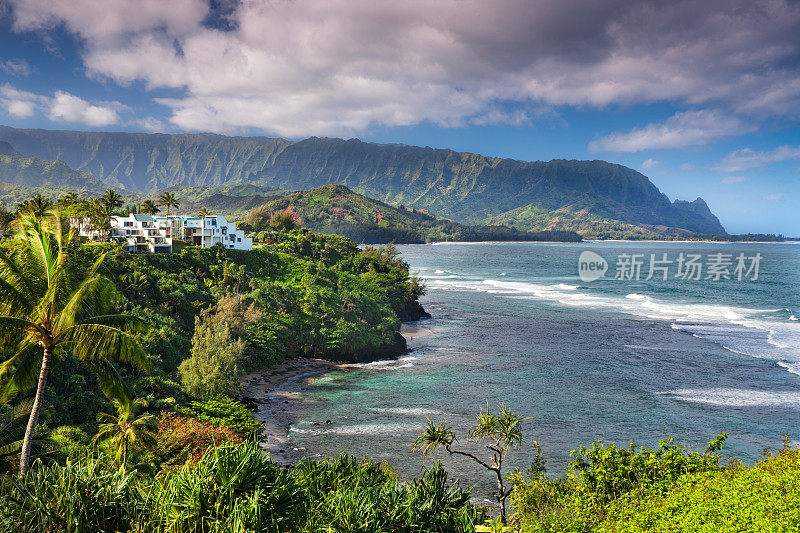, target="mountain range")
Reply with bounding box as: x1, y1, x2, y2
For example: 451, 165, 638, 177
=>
0, 125, 726, 237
